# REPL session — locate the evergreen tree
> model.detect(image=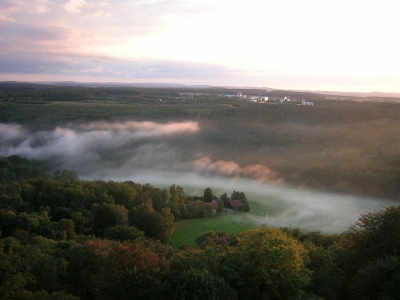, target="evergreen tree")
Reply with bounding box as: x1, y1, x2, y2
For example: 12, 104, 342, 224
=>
203, 188, 214, 203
